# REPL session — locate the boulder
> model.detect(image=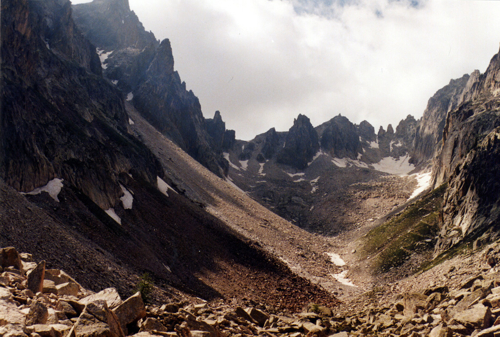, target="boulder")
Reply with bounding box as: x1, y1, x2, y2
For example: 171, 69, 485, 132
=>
403, 293, 428, 317
69, 300, 124, 337
452, 304, 491, 330
25, 301, 49, 325
112, 292, 147, 333
56, 301, 78, 318
0, 247, 22, 271
477, 324, 500, 337
27, 261, 46, 294
24, 324, 71, 337
56, 282, 80, 297
139, 317, 168, 332
79, 288, 123, 309
42, 279, 58, 295
246, 307, 269, 326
